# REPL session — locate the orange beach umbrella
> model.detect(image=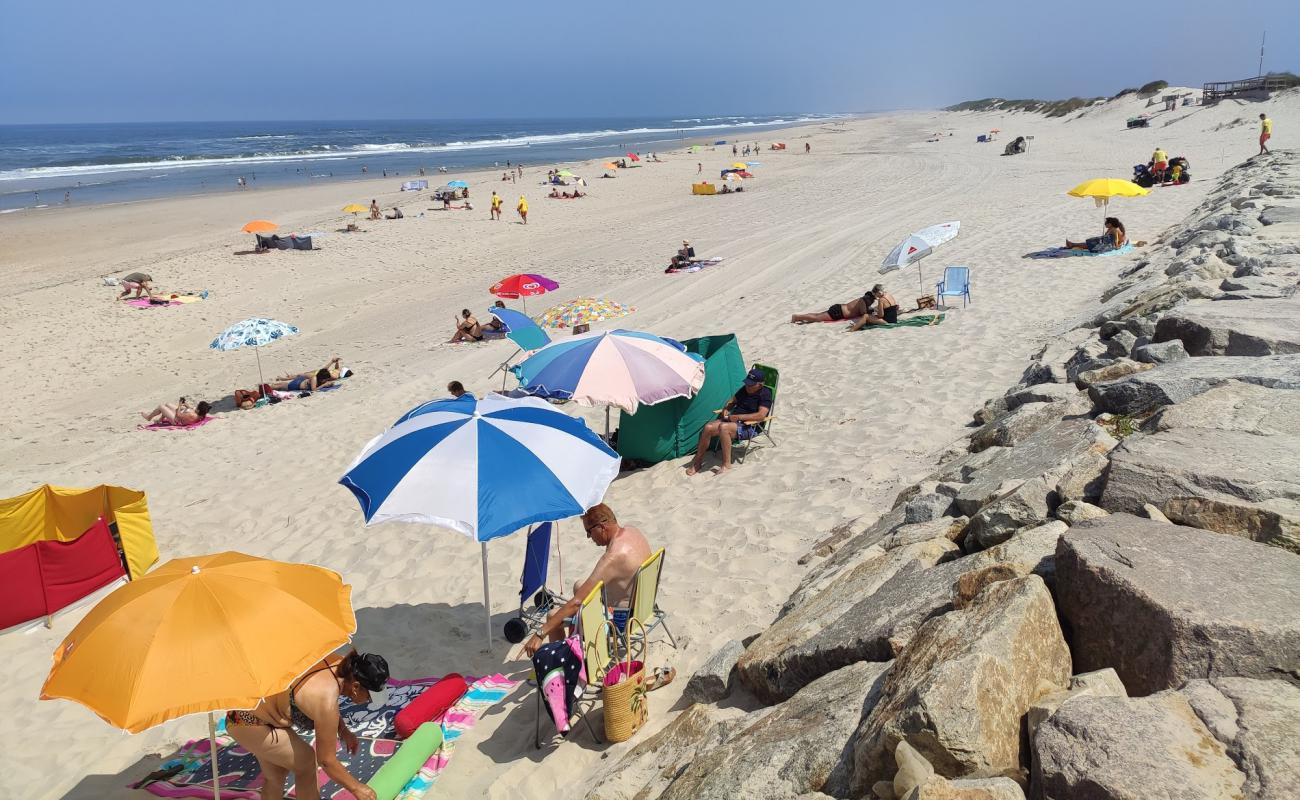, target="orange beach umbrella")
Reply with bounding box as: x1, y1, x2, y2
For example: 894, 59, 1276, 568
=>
241, 220, 278, 234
